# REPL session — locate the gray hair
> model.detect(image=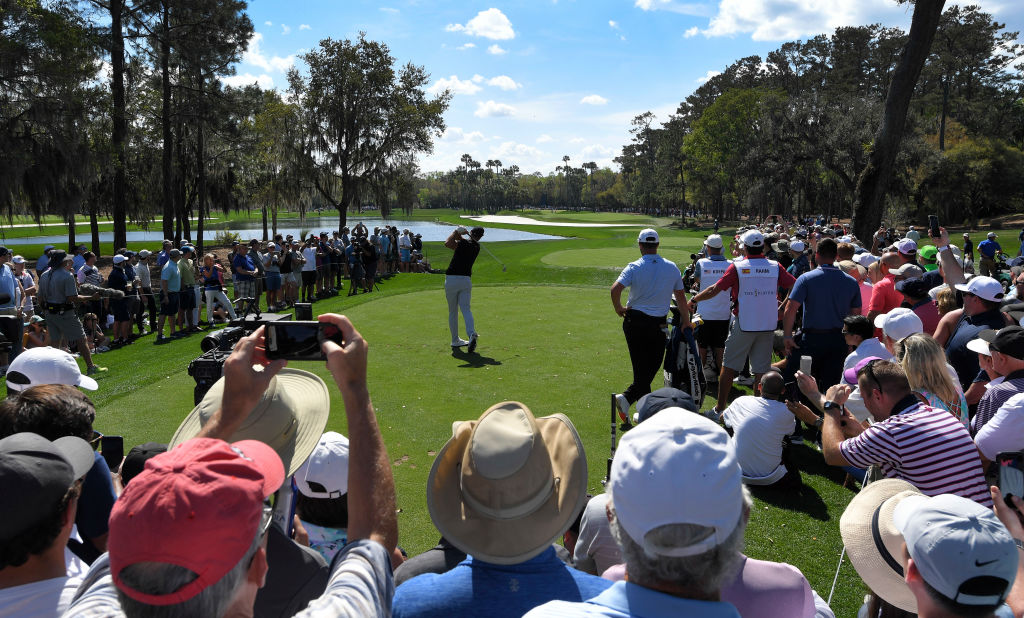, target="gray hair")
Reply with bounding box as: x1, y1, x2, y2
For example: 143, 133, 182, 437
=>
116, 529, 262, 617
608, 488, 750, 596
